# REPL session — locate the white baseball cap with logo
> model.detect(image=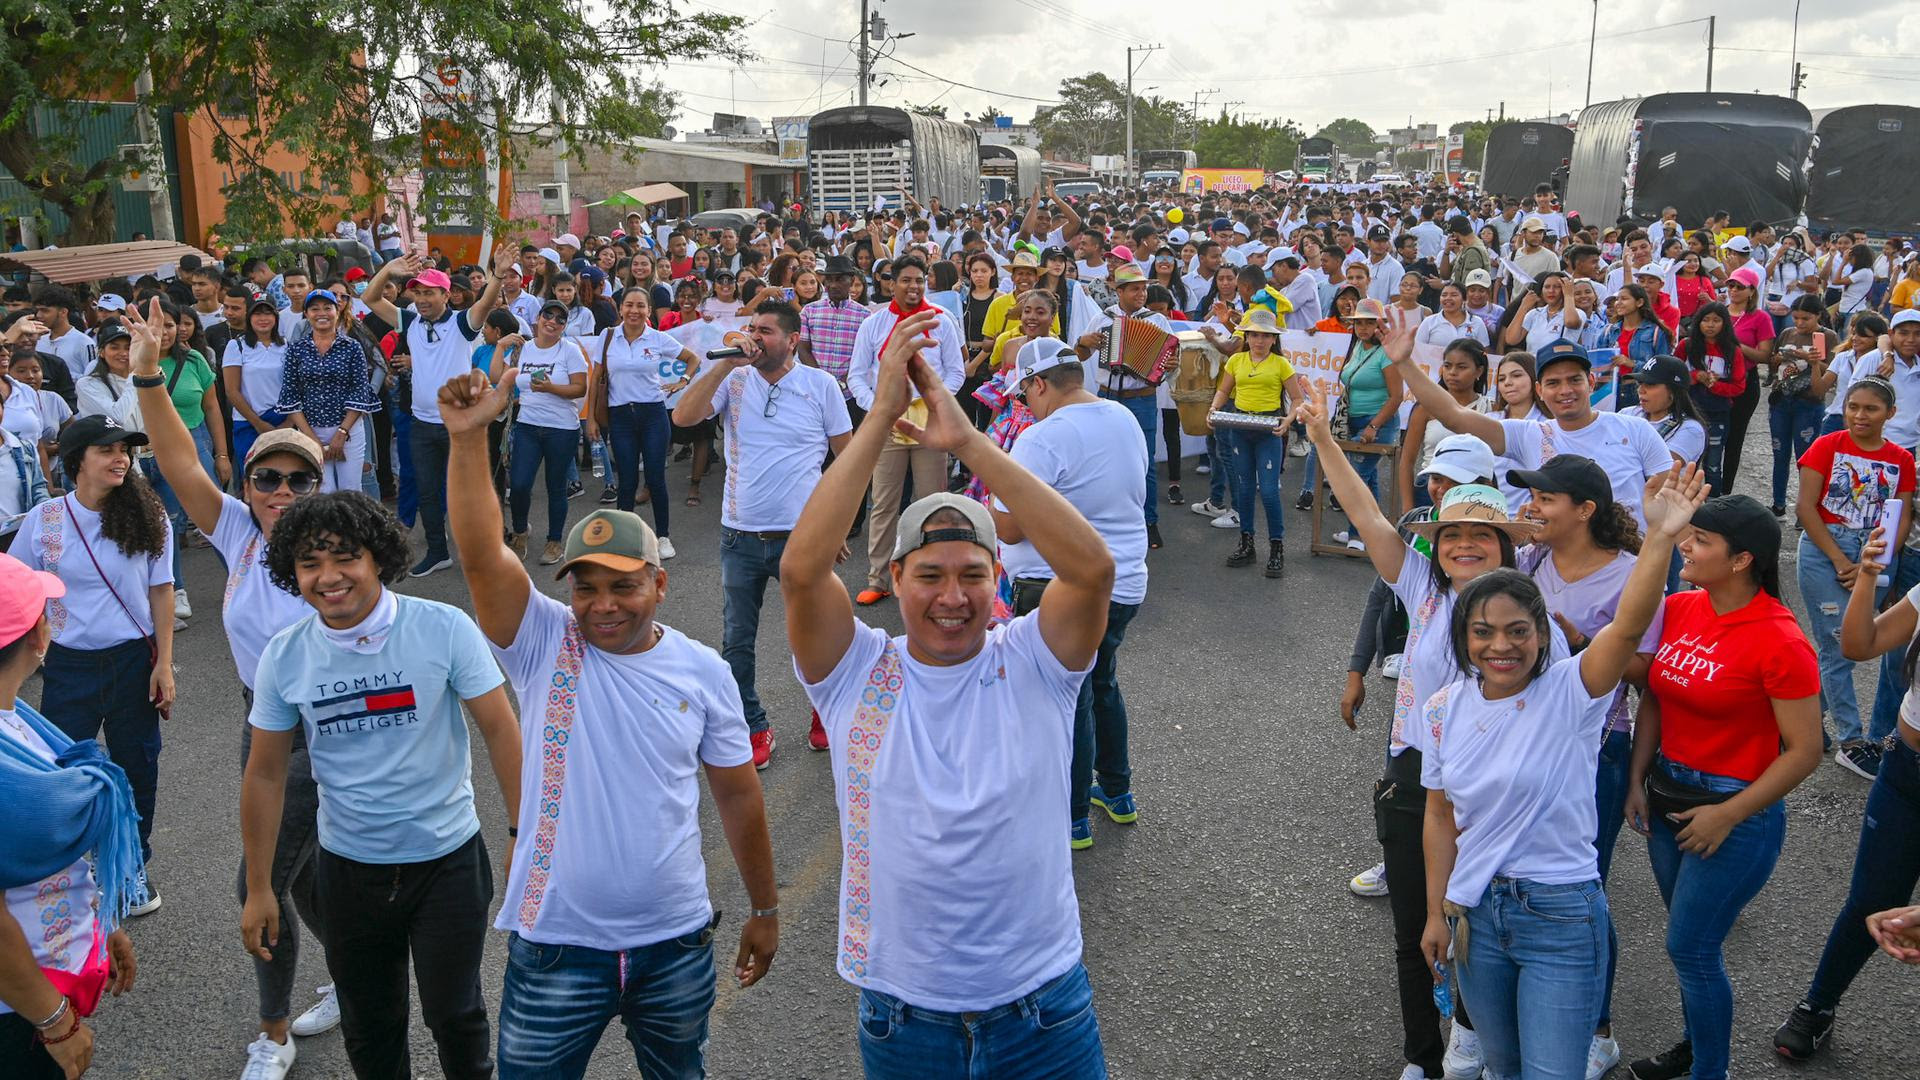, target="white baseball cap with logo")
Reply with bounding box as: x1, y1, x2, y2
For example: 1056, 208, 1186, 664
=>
1014, 337, 1080, 384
